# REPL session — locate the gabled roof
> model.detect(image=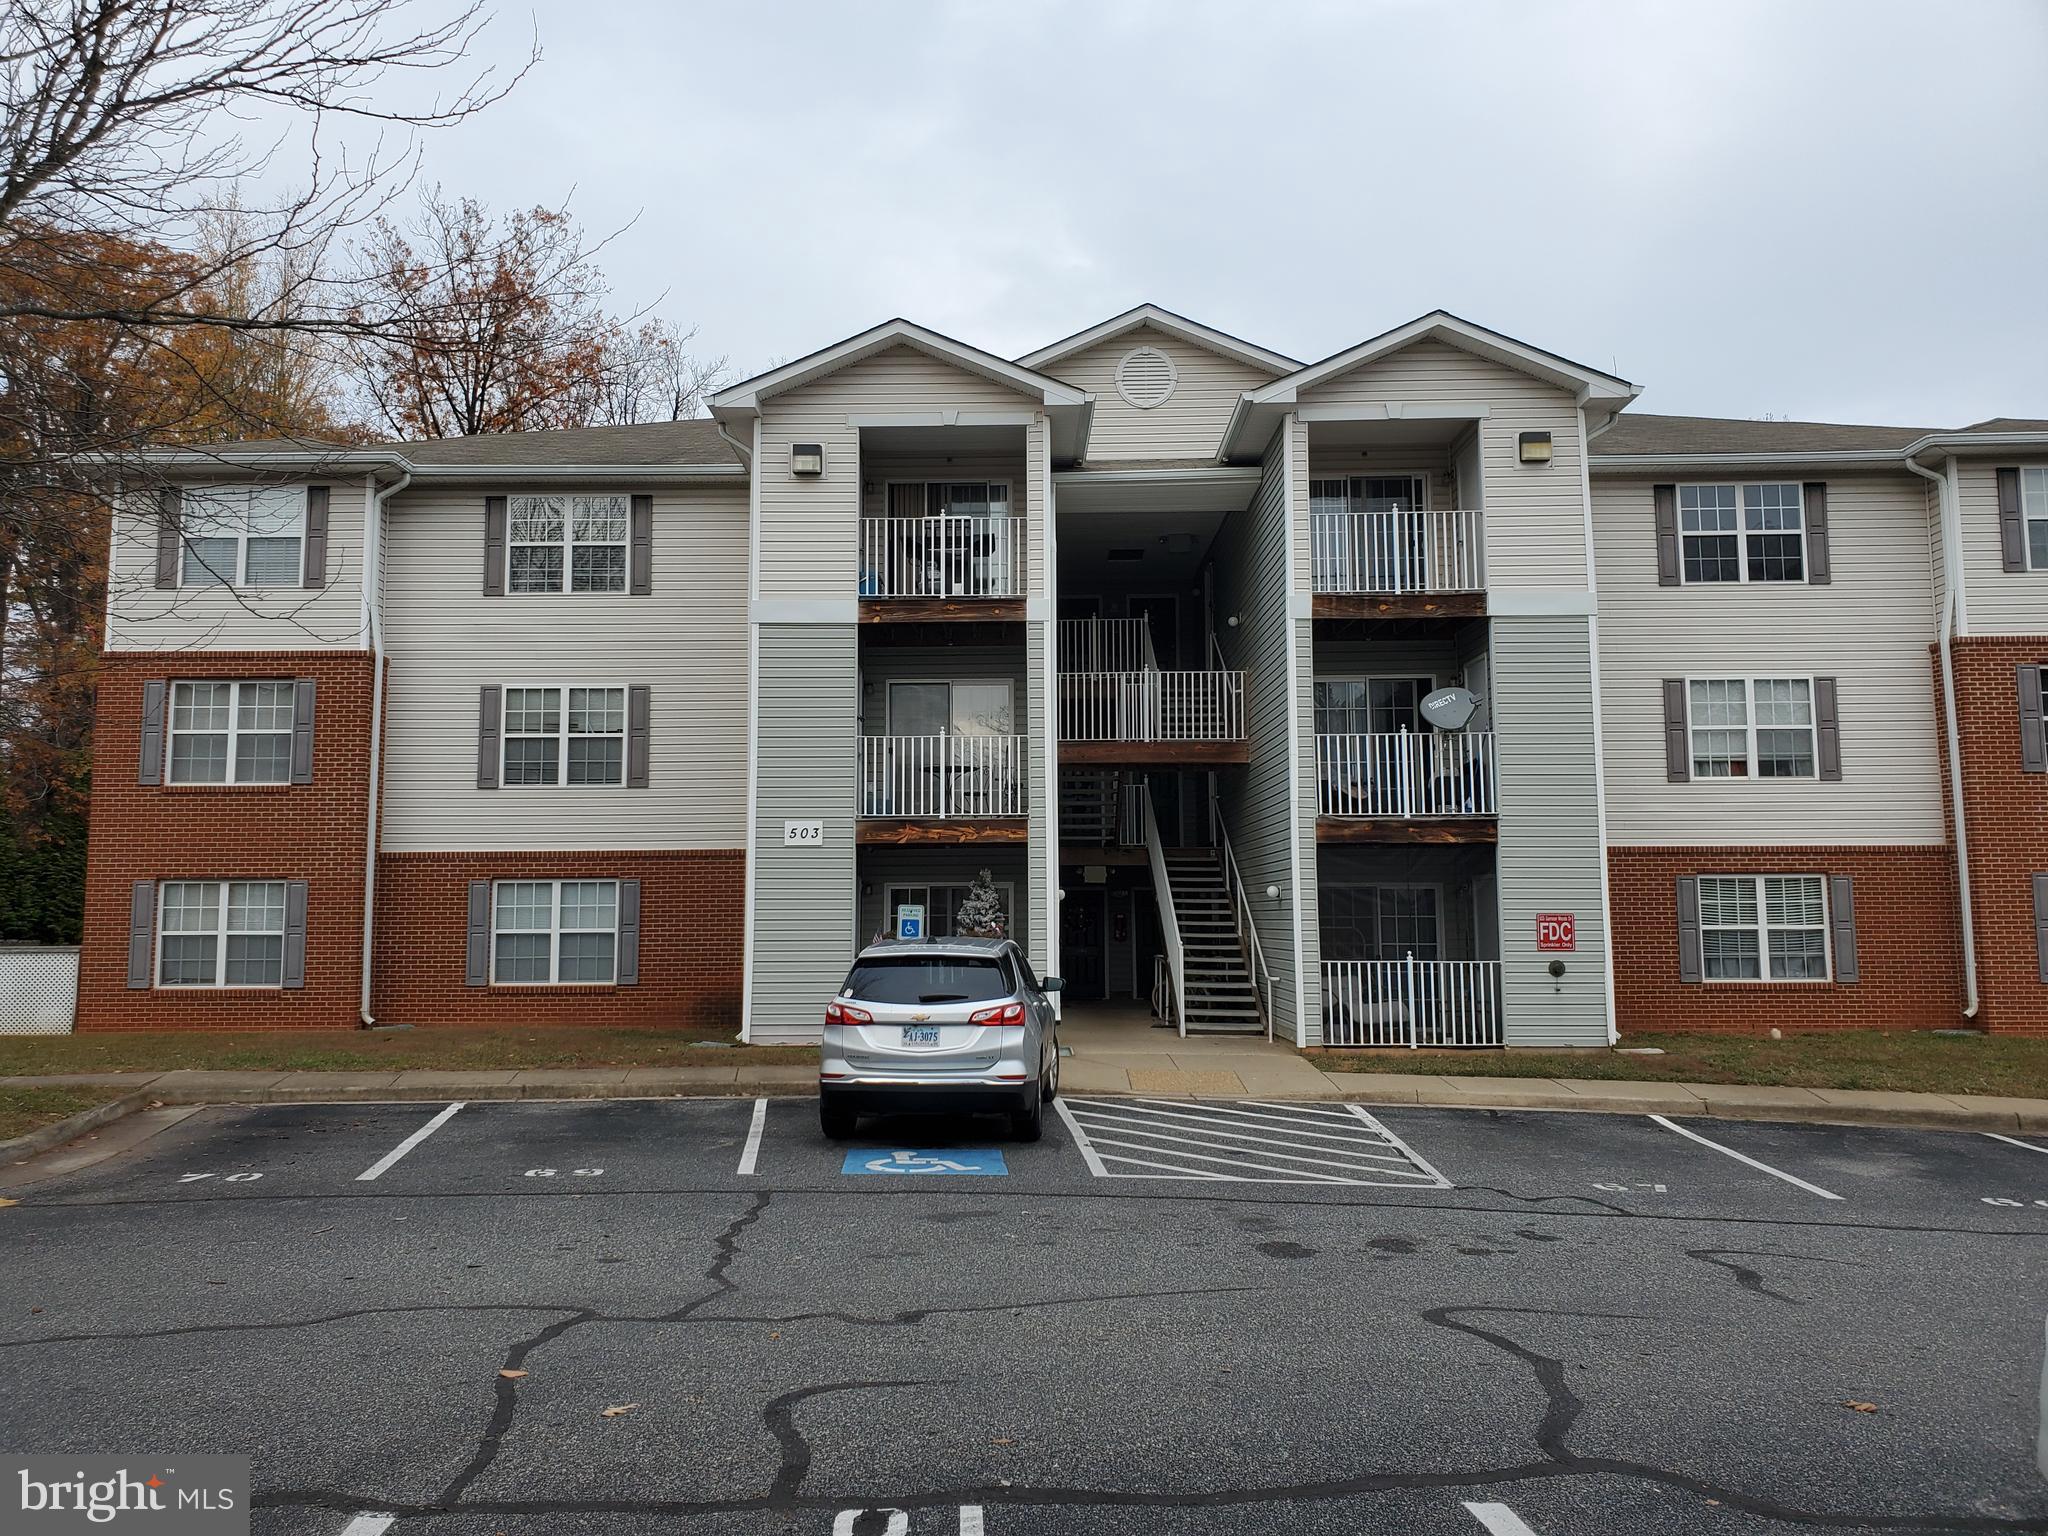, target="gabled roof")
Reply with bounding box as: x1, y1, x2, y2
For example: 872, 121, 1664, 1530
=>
1016, 302, 1300, 375
1248, 310, 1638, 408
711, 317, 1088, 414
